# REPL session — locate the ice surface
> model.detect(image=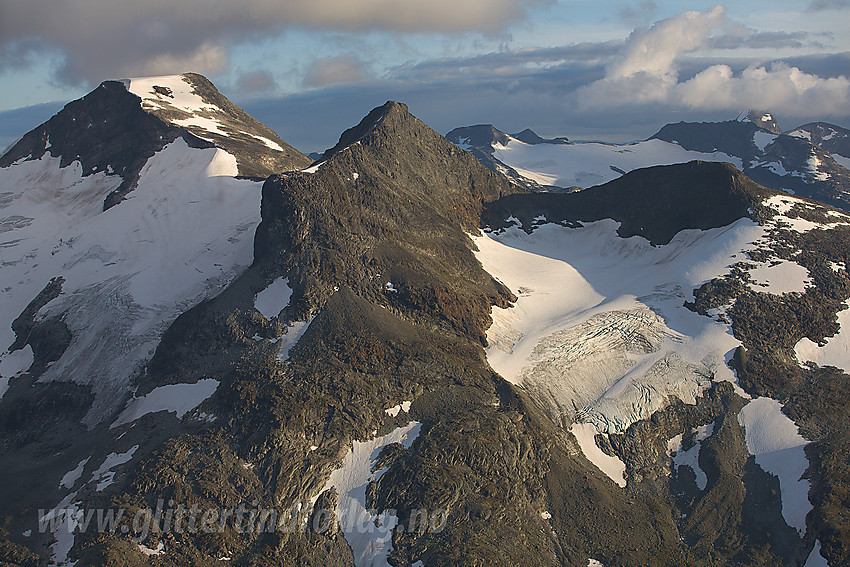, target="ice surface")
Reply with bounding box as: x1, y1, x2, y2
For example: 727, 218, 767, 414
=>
795, 301, 850, 372
0, 138, 261, 425
111, 379, 219, 428
474, 218, 762, 433
738, 397, 811, 534
254, 277, 293, 319
316, 422, 422, 567
491, 138, 743, 189
571, 423, 626, 487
